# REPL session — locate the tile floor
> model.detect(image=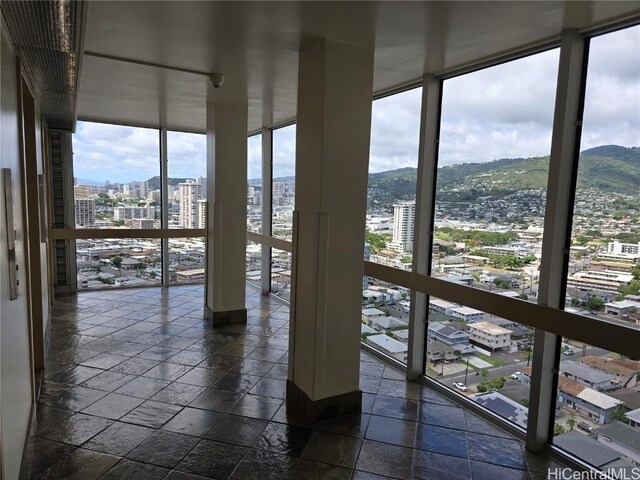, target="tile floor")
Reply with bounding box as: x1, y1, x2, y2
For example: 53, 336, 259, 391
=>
21, 285, 566, 479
